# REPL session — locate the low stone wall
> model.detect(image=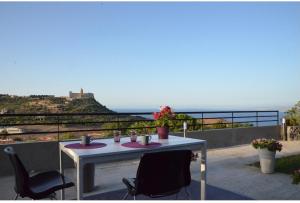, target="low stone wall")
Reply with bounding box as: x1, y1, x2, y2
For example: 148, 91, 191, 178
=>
287, 126, 300, 141
0, 126, 280, 177
173, 125, 280, 149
